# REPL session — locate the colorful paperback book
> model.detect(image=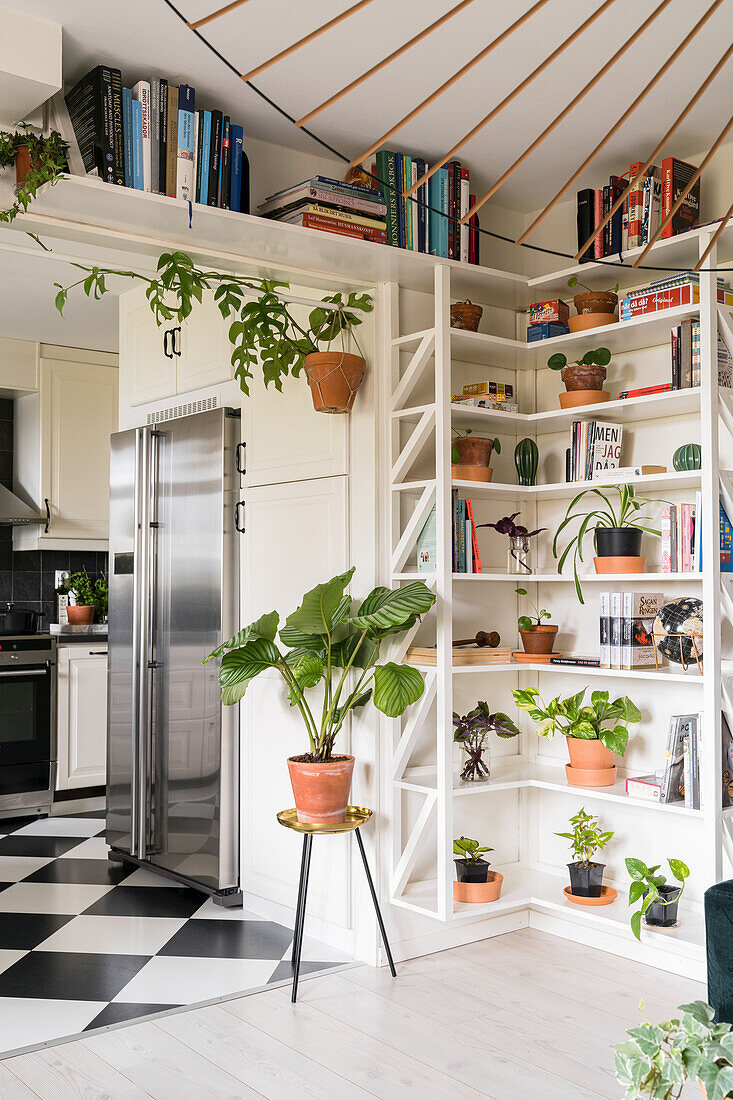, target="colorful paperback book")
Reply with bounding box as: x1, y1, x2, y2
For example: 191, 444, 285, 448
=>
661, 715, 686, 804
428, 168, 449, 258
661, 504, 676, 573
416, 504, 436, 573
599, 591, 611, 668
621, 591, 663, 668
590, 422, 622, 475
721, 501, 733, 571
465, 499, 482, 573
626, 774, 663, 802
229, 124, 244, 213
121, 87, 133, 189
199, 111, 211, 206
131, 80, 151, 191
131, 97, 143, 191
175, 85, 196, 203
